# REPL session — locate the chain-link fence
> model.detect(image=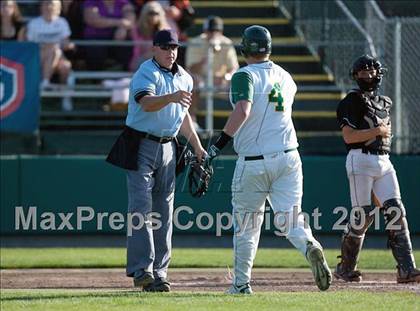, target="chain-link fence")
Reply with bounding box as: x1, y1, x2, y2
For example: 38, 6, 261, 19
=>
381, 18, 420, 154
282, 0, 420, 154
